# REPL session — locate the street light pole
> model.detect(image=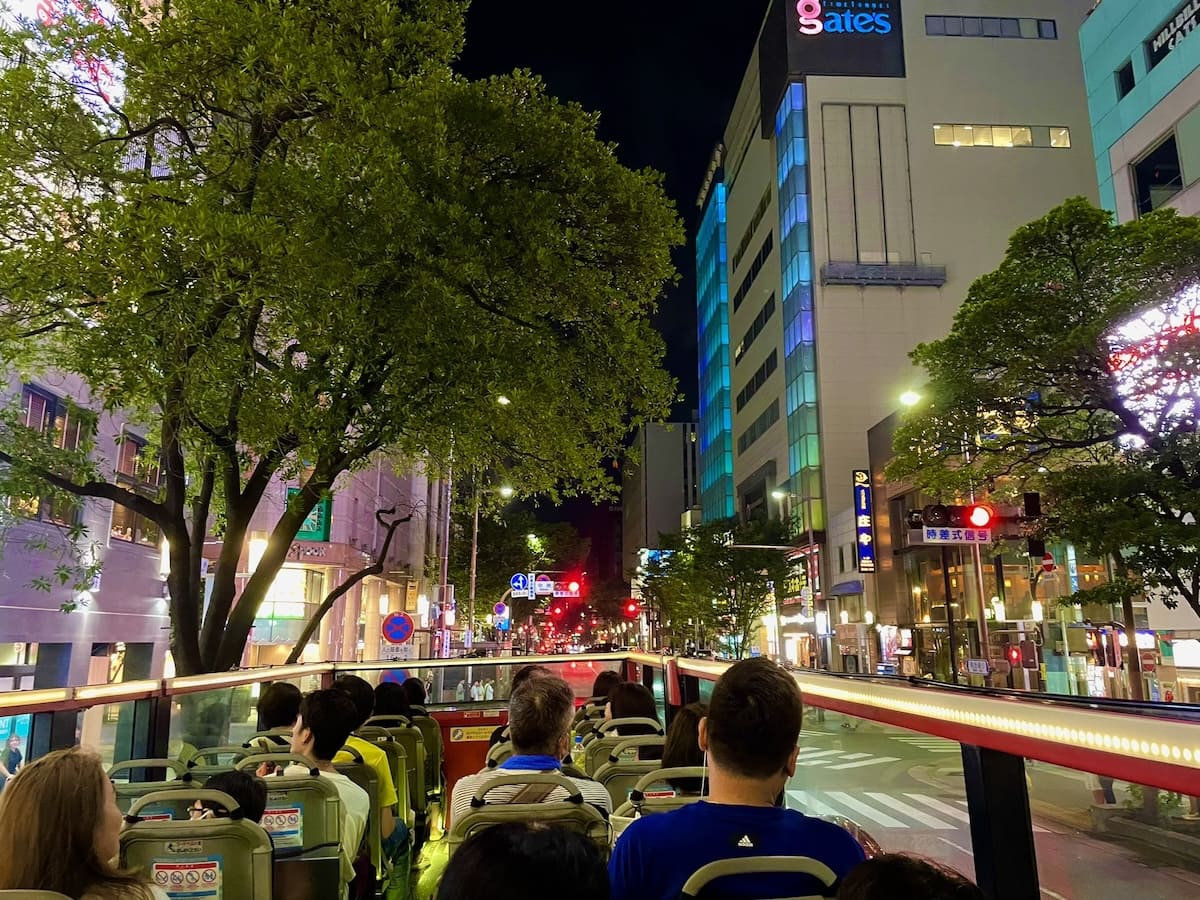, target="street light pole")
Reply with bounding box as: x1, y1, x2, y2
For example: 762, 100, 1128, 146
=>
468, 476, 480, 646
437, 459, 453, 659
